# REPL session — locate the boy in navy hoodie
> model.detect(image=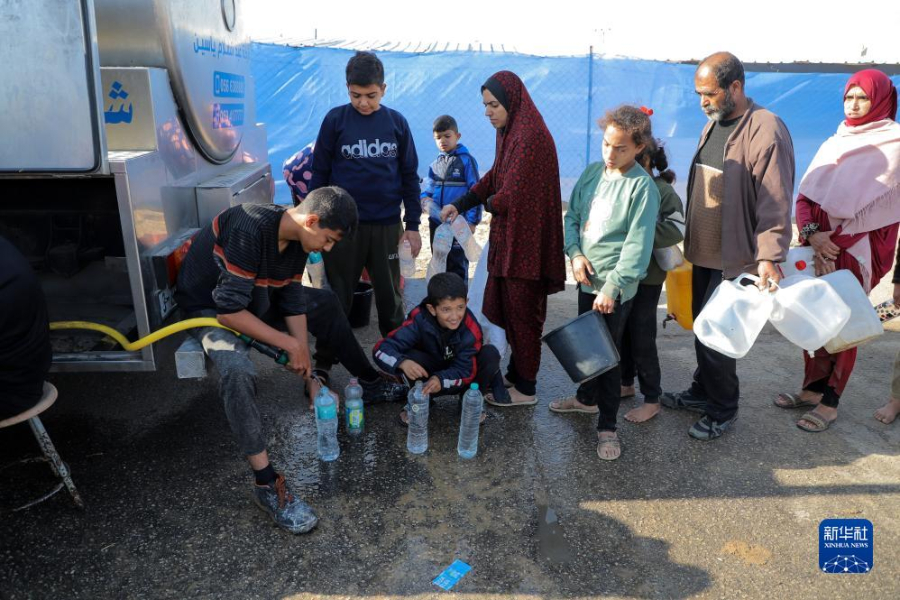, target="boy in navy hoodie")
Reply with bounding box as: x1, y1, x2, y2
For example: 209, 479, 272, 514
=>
309, 51, 421, 384
421, 115, 481, 283
373, 273, 509, 424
